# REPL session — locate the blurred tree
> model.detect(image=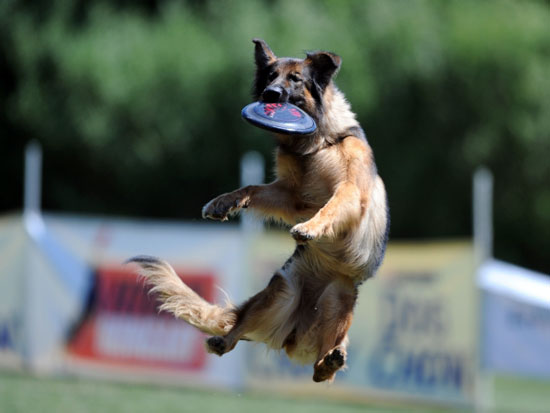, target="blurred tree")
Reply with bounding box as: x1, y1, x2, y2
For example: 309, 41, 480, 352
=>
1, 0, 549, 273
